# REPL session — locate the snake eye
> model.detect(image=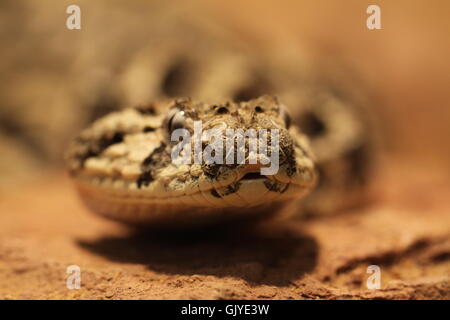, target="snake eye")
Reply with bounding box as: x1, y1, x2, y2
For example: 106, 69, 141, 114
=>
165, 108, 186, 133
279, 106, 292, 129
